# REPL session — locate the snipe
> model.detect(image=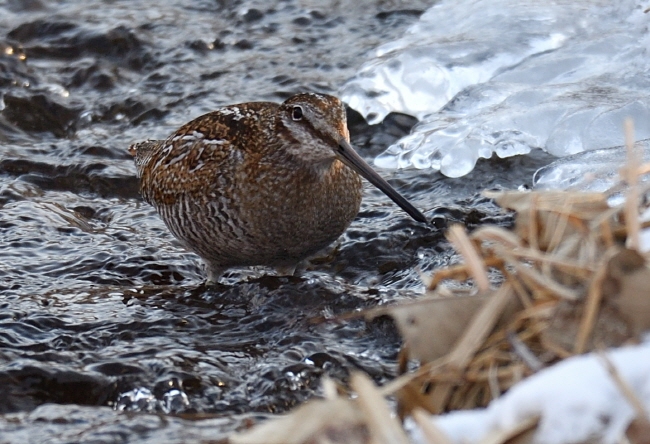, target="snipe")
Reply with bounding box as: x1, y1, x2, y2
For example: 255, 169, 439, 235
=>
130, 93, 426, 282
